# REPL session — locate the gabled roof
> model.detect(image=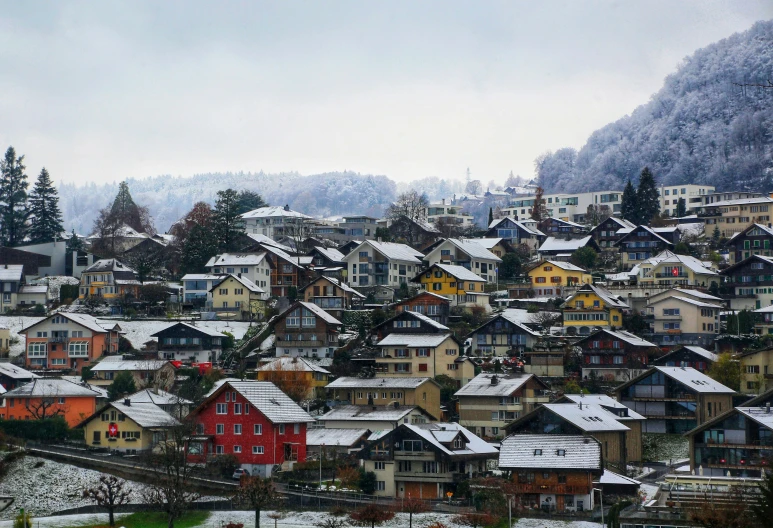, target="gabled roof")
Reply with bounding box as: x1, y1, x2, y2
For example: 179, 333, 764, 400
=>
207, 380, 314, 424
90, 360, 172, 372
373, 310, 450, 333
318, 404, 428, 422
300, 275, 365, 298
615, 226, 674, 246
640, 250, 717, 276
122, 388, 192, 406
670, 288, 723, 301
306, 428, 369, 447
488, 217, 545, 236
648, 295, 722, 309
83, 259, 136, 274
654, 346, 719, 365
21, 313, 117, 335
393, 291, 451, 306
532, 403, 630, 432
432, 239, 502, 262
720, 254, 773, 276
406, 423, 498, 457
245, 233, 294, 252
150, 322, 225, 338
180, 273, 225, 282
499, 434, 602, 471
538, 236, 595, 253
258, 356, 330, 374
345, 240, 424, 264
240, 205, 312, 219
562, 284, 629, 309
0, 363, 40, 380
109, 401, 180, 428
260, 244, 306, 269
724, 223, 773, 245
277, 301, 342, 325
575, 328, 656, 348
468, 311, 541, 337
0, 265, 24, 281
411, 263, 486, 284
210, 274, 264, 294
206, 253, 267, 267
687, 406, 773, 439
467, 238, 502, 250
376, 333, 453, 348
558, 394, 645, 421
4, 378, 102, 398
525, 260, 589, 274
454, 373, 546, 397
546, 217, 585, 229
312, 246, 346, 263
327, 377, 436, 389
617, 366, 735, 395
